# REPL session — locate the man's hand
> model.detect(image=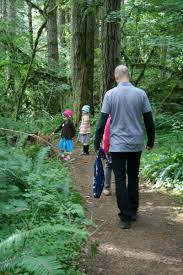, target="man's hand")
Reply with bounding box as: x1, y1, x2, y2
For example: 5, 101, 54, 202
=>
95, 148, 105, 159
